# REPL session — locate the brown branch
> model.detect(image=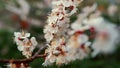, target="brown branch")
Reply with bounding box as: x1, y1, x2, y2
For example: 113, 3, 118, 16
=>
0, 45, 47, 63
